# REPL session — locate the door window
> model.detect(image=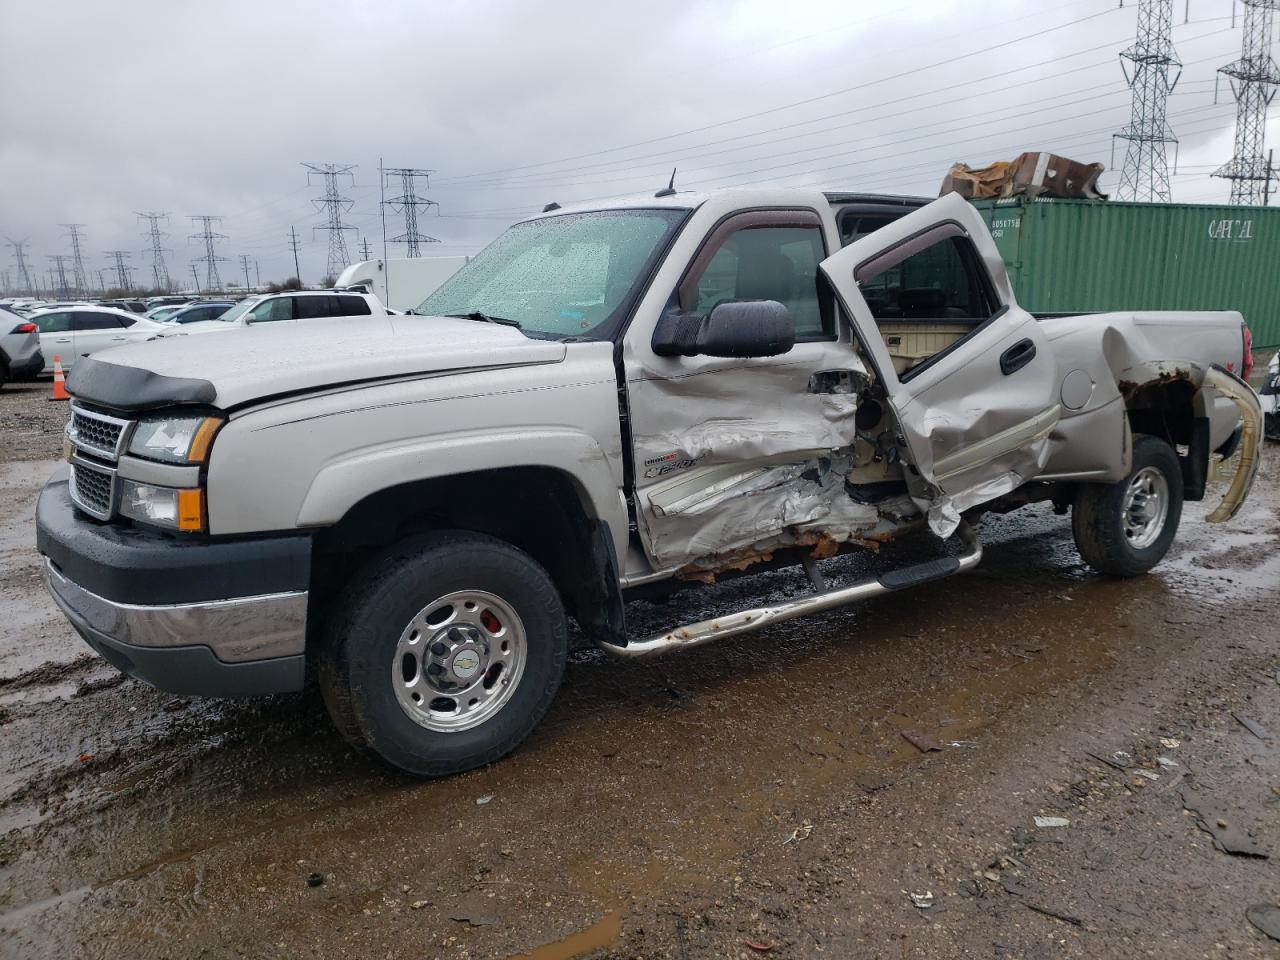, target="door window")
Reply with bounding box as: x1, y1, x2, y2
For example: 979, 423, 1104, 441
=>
858, 235, 998, 377
72, 312, 128, 331
336, 294, 372, 315
295, 296, 333, 320
34, 312, 71, 333
687, 224, 831, 339
248, 297, 293, 322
